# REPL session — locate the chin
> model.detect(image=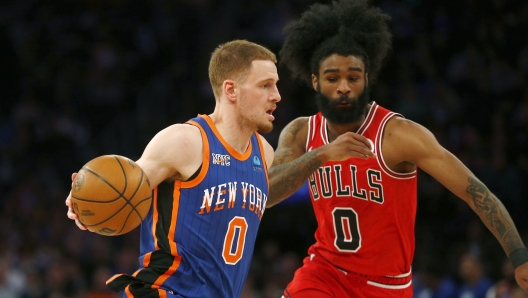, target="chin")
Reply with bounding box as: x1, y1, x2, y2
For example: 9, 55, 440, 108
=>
257, 122, 273, 134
